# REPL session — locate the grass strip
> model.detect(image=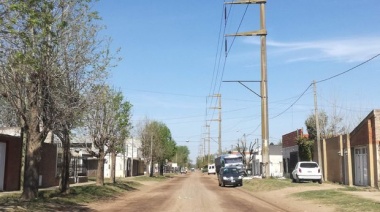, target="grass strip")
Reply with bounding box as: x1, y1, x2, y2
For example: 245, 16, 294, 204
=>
292, 189, 380, 212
